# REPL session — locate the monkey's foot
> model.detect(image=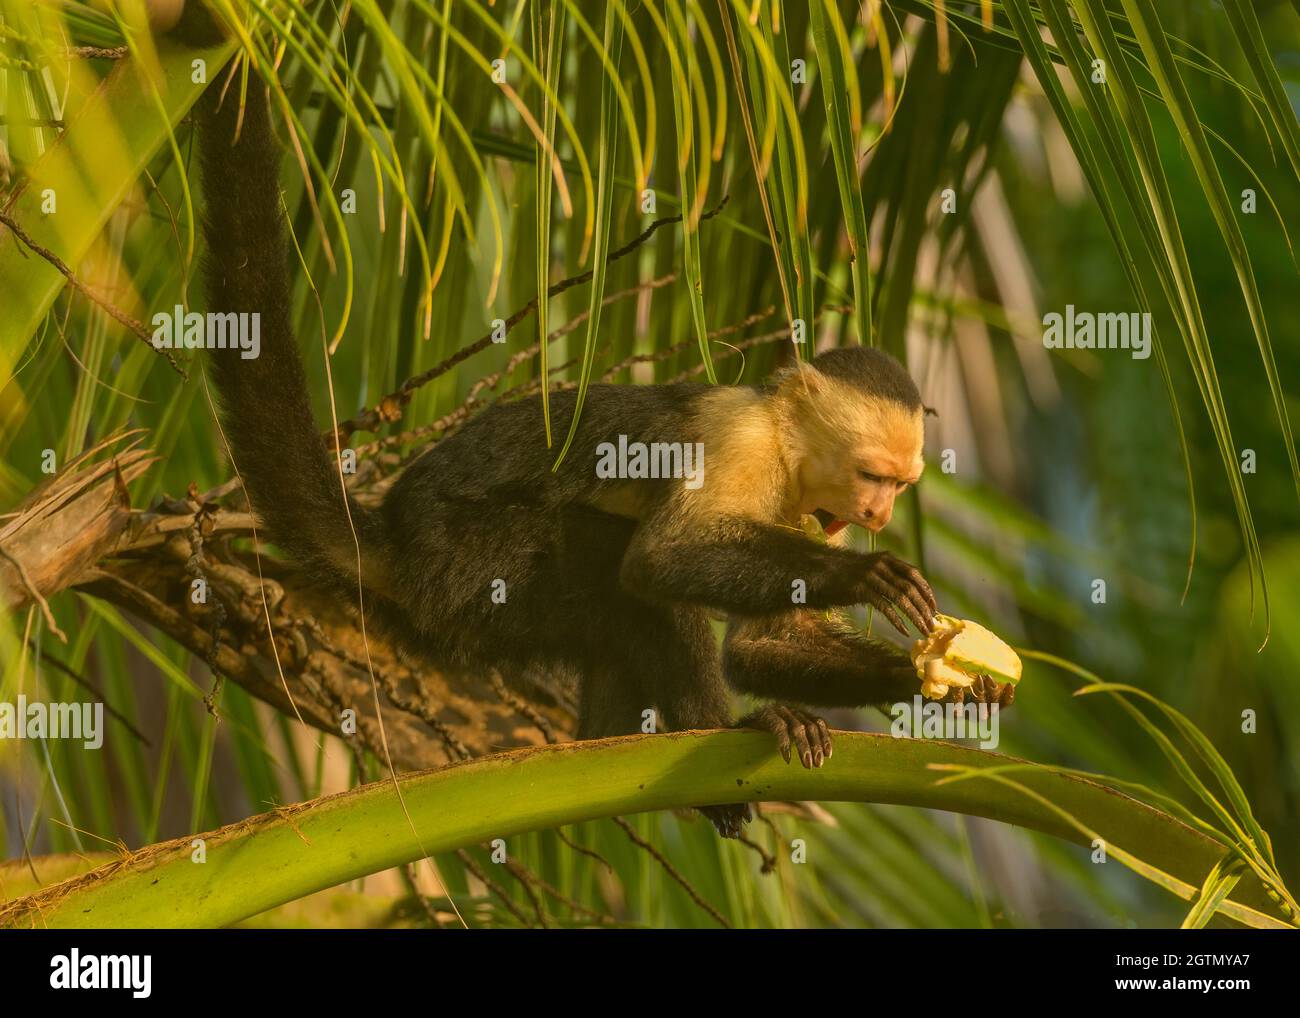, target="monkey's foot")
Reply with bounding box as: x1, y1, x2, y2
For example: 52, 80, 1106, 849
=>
698, 803, 752, 839
739, 704, 833, 768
